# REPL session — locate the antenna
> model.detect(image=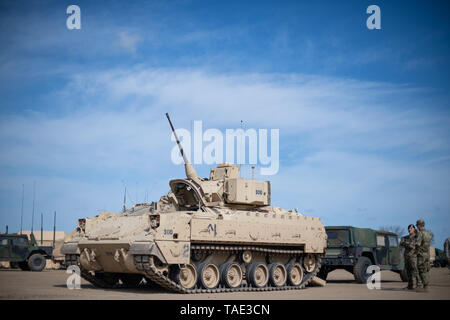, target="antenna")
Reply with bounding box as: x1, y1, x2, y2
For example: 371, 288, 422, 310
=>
52, 211, 56, 249
122, 186, 127, 212
20, 184, 24, 235
31, 181, 35, 234
40, 213, 43, 245
239, 121, 243, 166
143, 188, 149, 203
